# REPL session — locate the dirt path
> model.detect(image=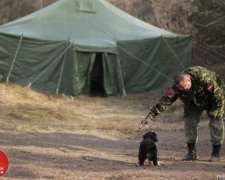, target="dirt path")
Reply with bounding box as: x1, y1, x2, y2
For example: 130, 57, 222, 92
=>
0, 128, 224, 180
